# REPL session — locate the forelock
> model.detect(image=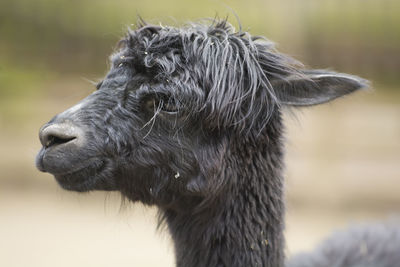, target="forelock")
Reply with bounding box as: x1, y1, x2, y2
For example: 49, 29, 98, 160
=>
114, 19, 305, 134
